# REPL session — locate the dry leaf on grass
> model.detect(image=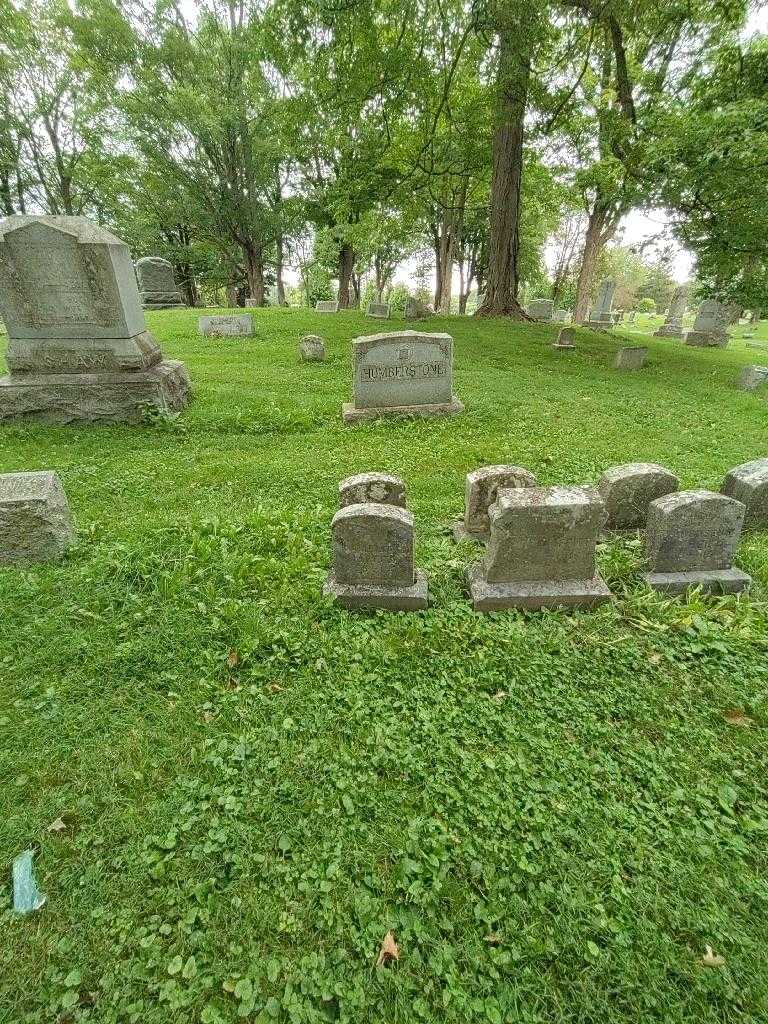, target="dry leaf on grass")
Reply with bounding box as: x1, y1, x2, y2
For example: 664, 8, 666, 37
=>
723, 709, 754, 728
47, 817, 67, 833
226, 650, 240, 668
701, 945, 725, 968
483, 933, 502, 946
375, 931, 399, 966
